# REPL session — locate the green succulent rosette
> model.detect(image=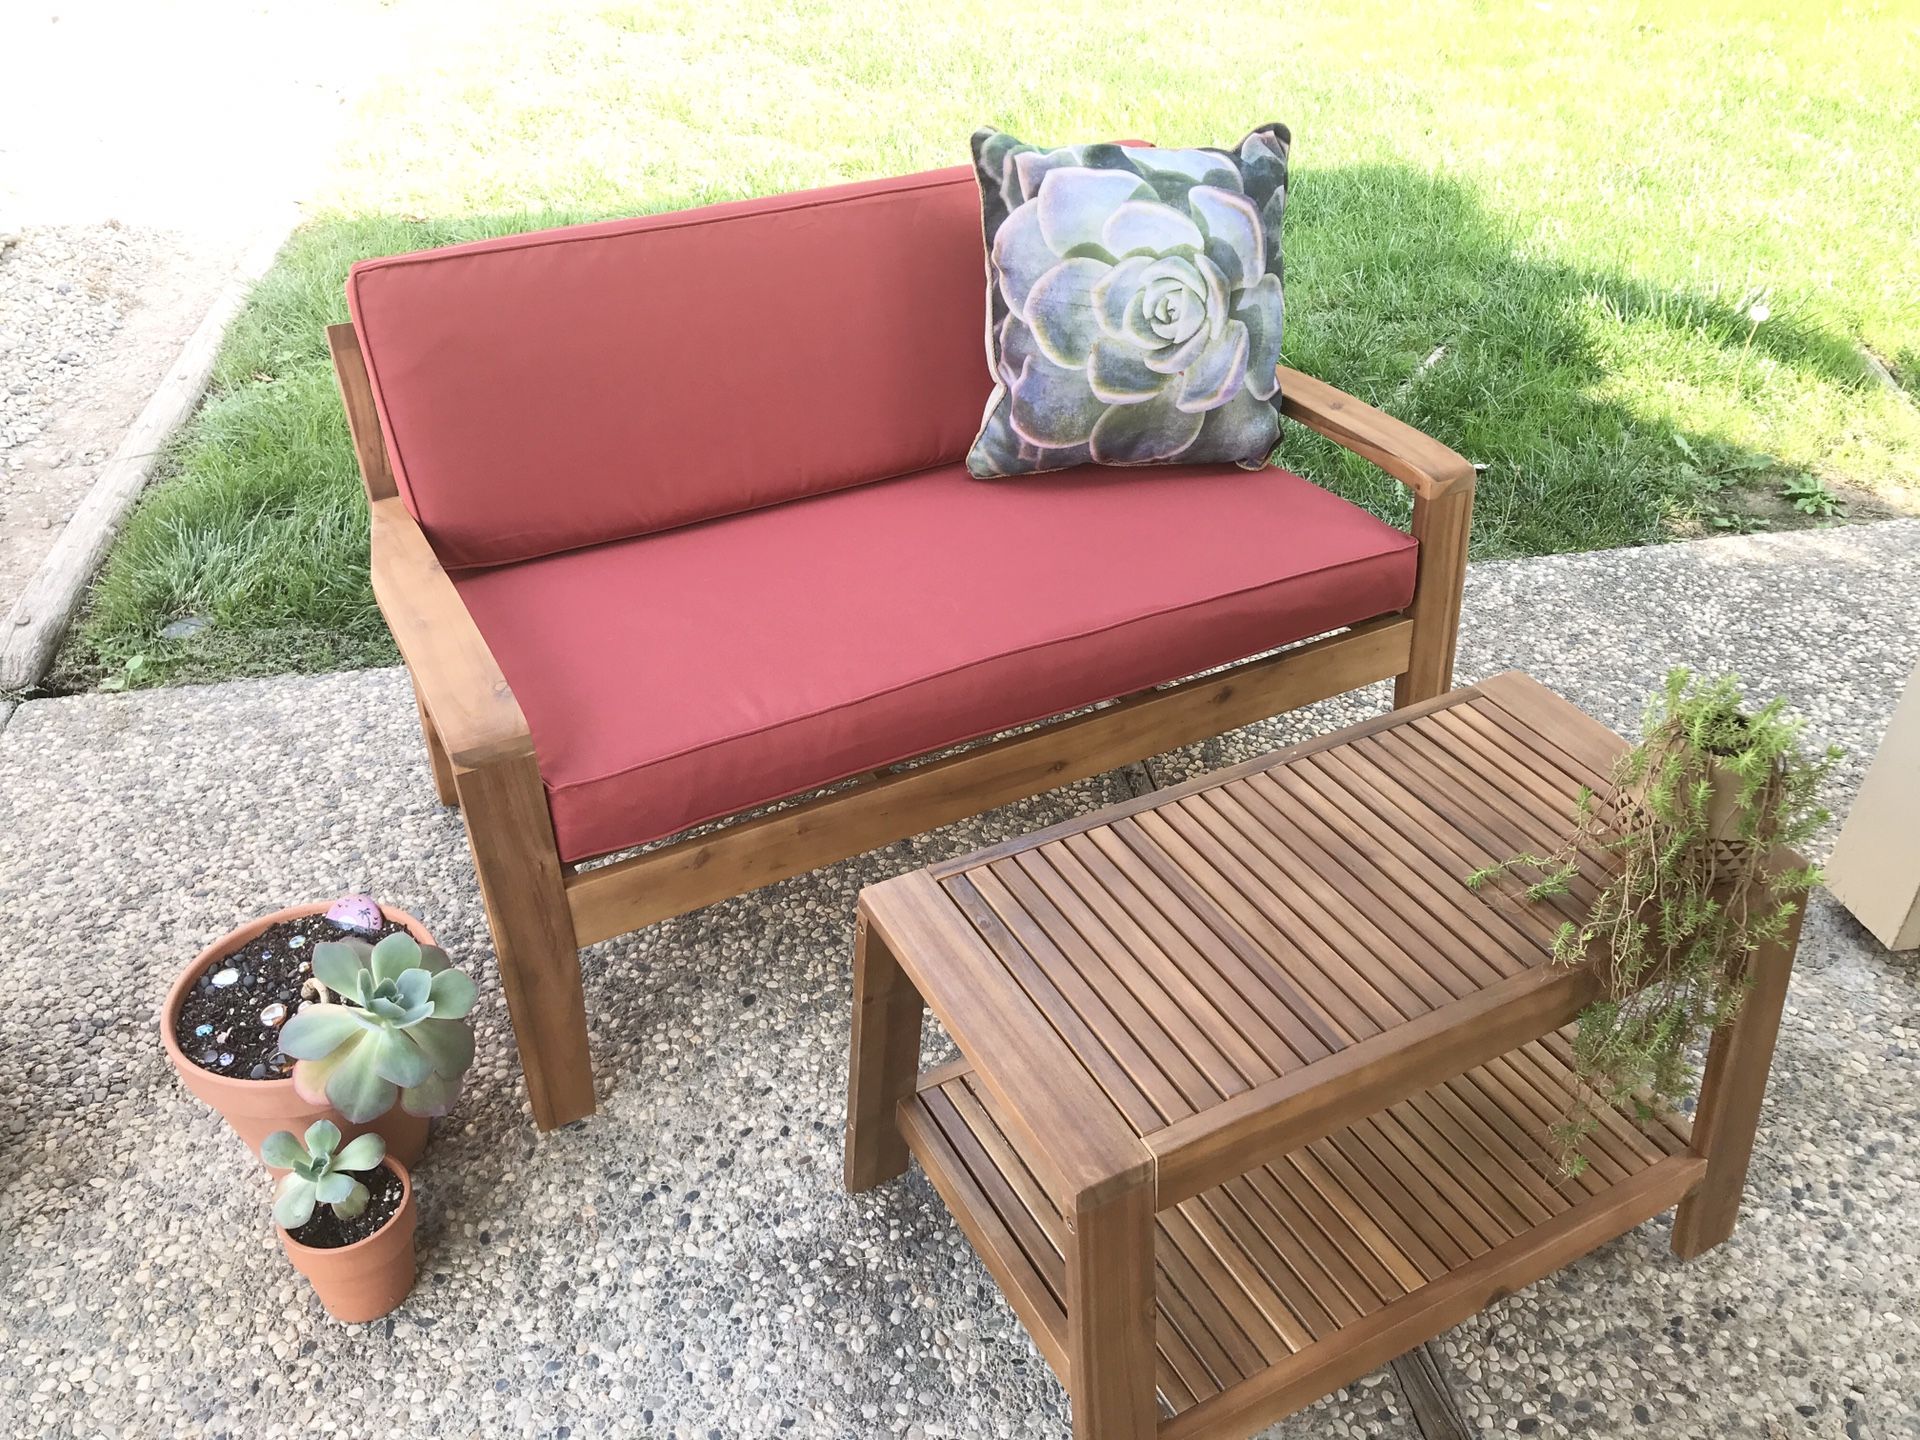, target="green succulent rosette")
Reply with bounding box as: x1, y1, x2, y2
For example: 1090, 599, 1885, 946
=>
279, 931, 477, 1124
